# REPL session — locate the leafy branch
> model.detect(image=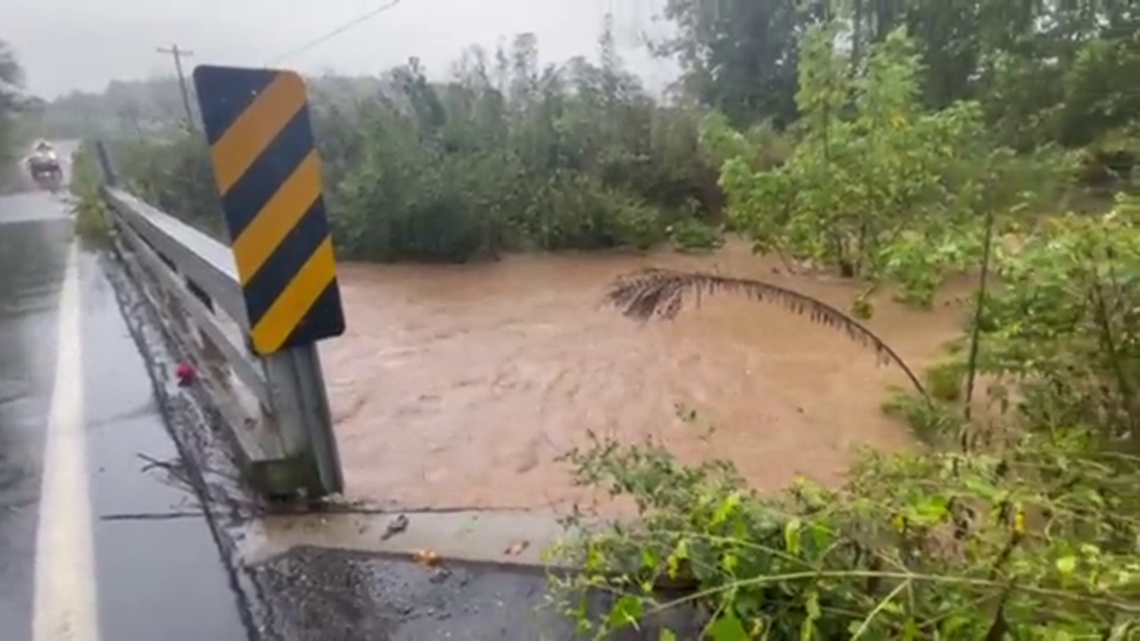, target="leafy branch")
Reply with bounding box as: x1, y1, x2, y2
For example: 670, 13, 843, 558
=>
605, 267, 929, 399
